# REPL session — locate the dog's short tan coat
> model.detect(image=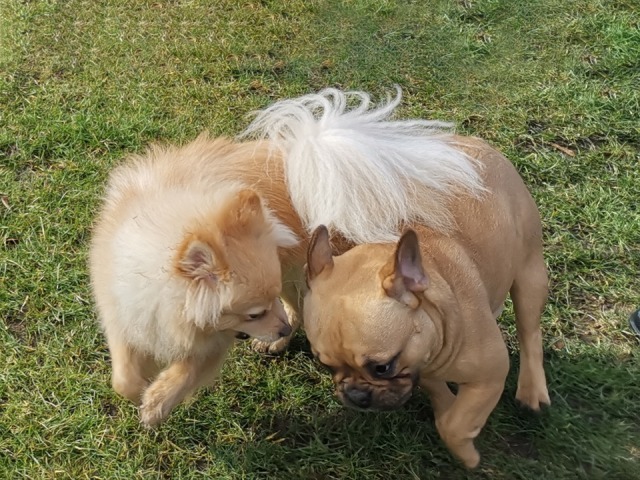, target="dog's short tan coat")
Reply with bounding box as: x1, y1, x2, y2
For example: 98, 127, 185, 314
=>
304, 136, 551, 468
